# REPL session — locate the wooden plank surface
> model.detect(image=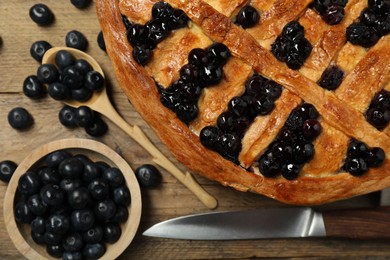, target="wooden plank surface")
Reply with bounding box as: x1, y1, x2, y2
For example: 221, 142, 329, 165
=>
0, 1, 389, 259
